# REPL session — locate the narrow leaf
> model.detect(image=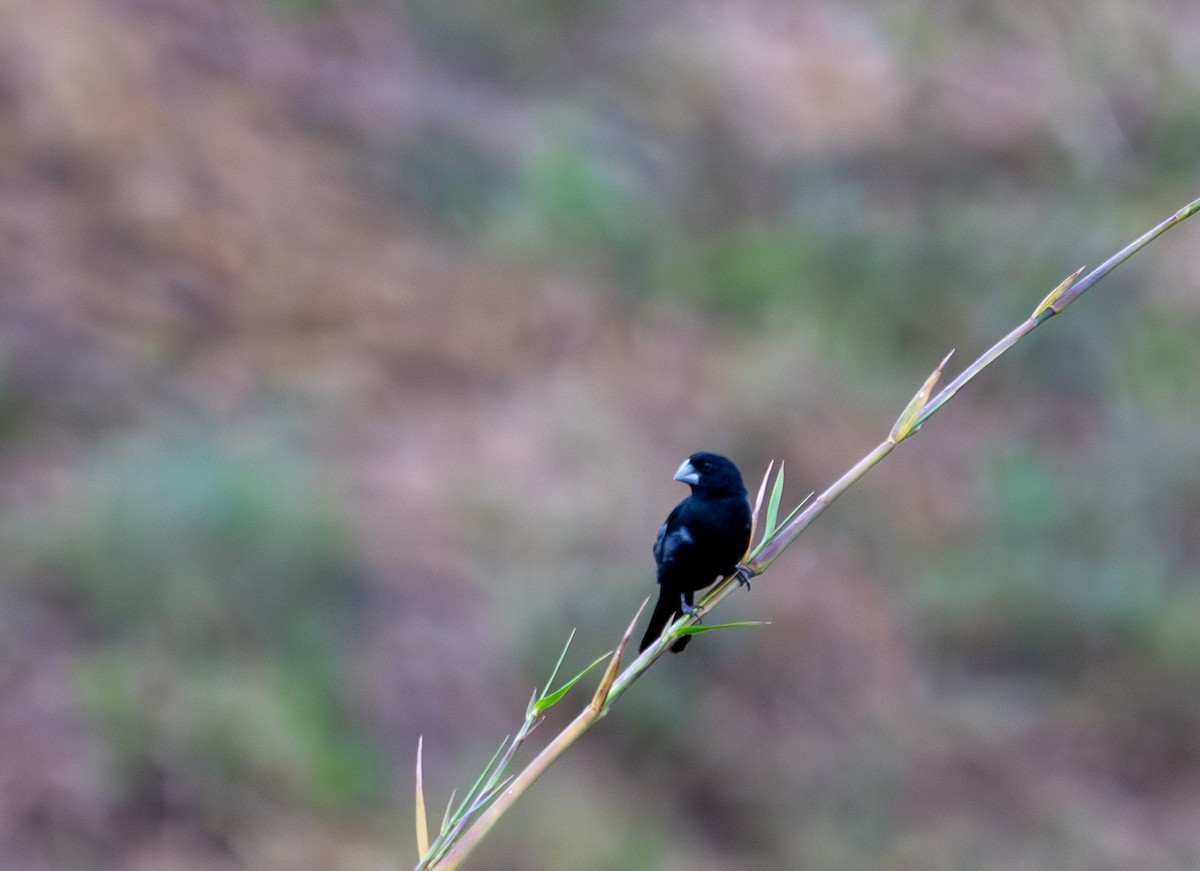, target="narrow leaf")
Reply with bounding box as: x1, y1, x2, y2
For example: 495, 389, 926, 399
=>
535, 652, 610, 713
890, 349, 953, 443
749, 460, 774, 550
441, 788, 458, 834
594, 595, 649, 710
1031, 267, 1084, 322
451, 737, 510, 821
415, 736, 430, 859
765, 461, 785, 539
749, 492, 812, 560
777, 492, 812, 533
541, 629, 576, 700
473, 775, 516, 809
676, 620, 771, 637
